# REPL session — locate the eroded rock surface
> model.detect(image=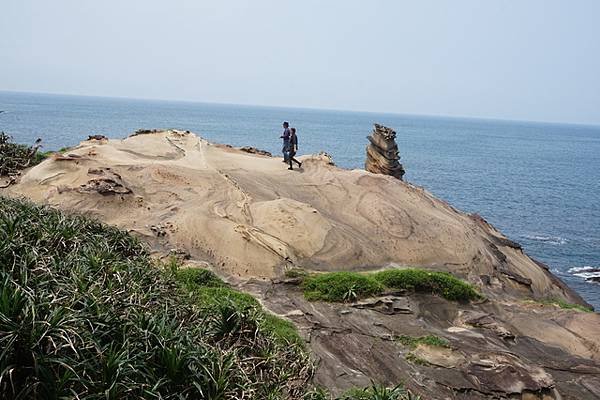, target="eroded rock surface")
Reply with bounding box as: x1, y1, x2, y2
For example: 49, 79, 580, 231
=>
239, 279, 600, 400
3, 129, 599, 399
4, 130, 592, 306
365, 123, 405, 180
